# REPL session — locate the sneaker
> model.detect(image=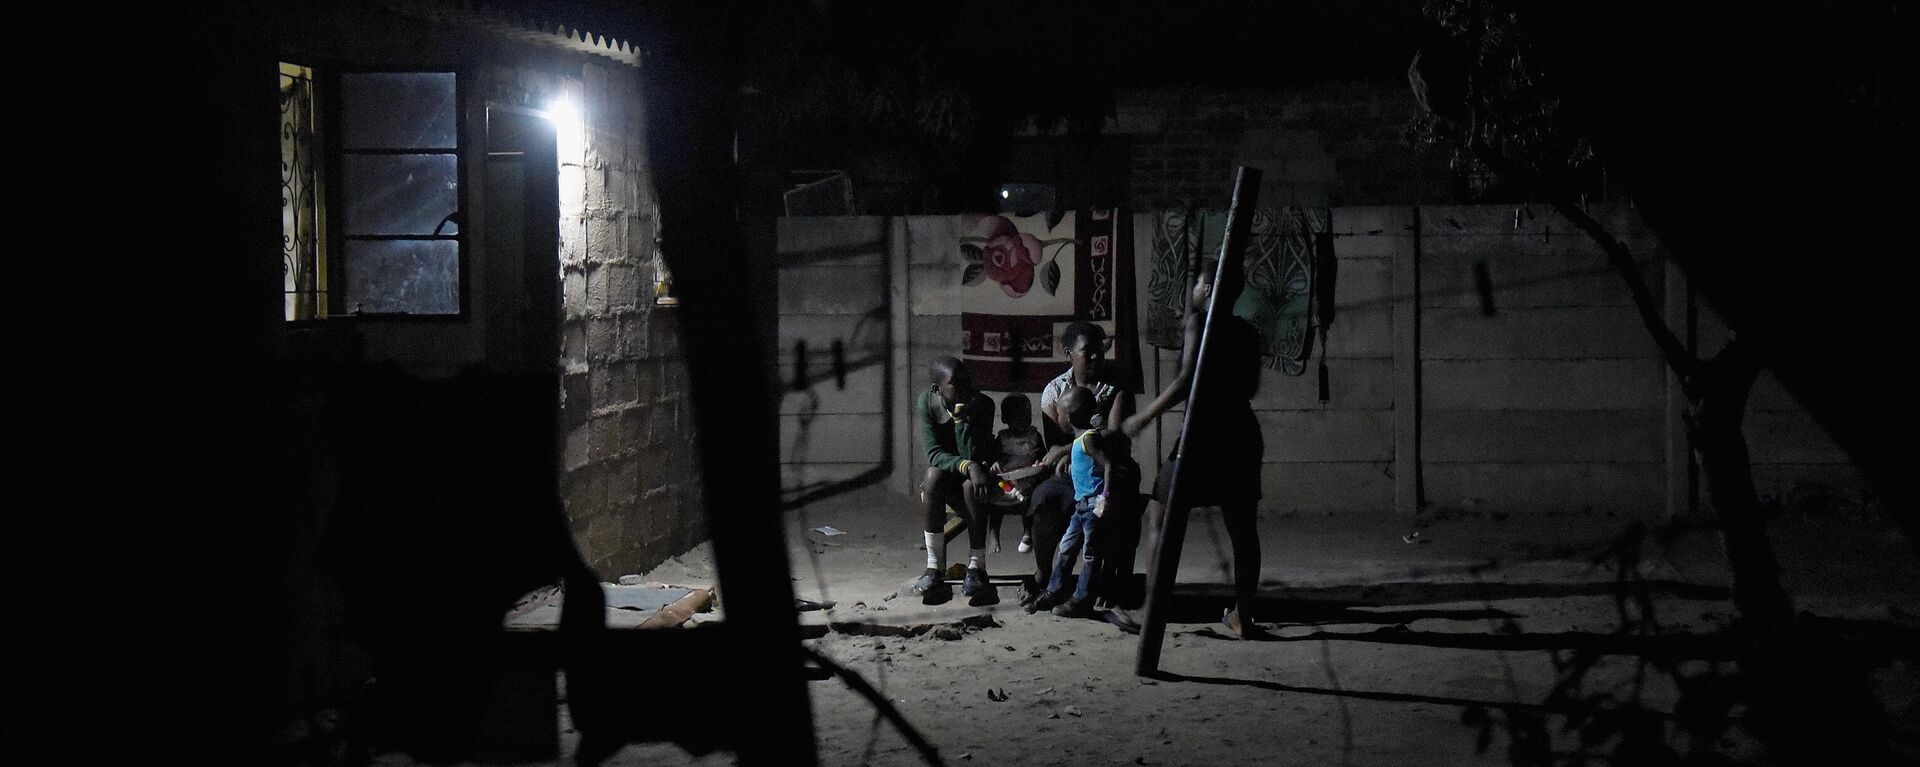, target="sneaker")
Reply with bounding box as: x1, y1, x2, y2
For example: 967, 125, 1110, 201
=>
1027, 589, 1064, 615
1016, 534, 1033, 554
908, 568, 951, 605
1051, 599, 1096, 619
962, 567, 999, 606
